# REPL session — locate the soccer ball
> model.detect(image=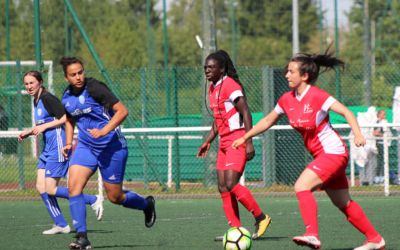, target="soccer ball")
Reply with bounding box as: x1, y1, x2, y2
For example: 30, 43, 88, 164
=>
223, 227, 252, 250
